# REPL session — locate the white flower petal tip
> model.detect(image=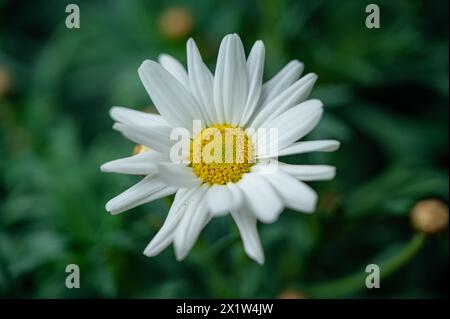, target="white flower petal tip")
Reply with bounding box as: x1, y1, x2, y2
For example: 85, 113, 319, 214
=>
138, 60, 205, 129
327, 141, 341, 152
251, 73, 319, 128
143, 189, 195, 257
109, 106, 166, 127
112, 122, 175, 154
302, 198, 318, 214
259, 59, 305, 107
174, 187, 209, 260
143, 241, 163, 257
239, 40, 265, 127
231, 208, 265, 264
100, 152, 163, 175
105, 176, 176, 215
250, 250, 265, 265
288, 60, 305, 73
100, 162, 137, 174
158, 53, 189, 88
243, 244, 265, 265
260, 168, 318, 214
278, 161, 337, 182
105, 196, 129, 215
143, 230, 174, 257
112, 122, 121, 131
186, 38, 216, 125
100, 163, 110, 172
281, 140, 340, 154
214, 33, 249, 124
175, 249, 187, 261
105, 204, 116, 215
259, 140, 341, 159
249, 251, 265, 265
